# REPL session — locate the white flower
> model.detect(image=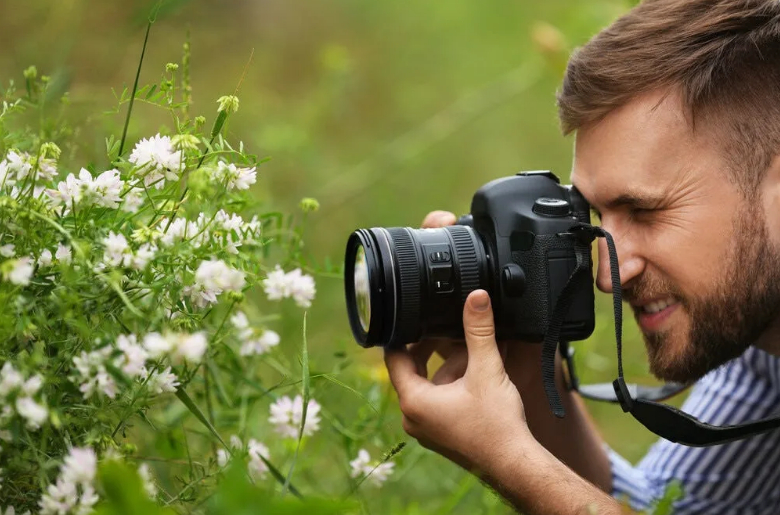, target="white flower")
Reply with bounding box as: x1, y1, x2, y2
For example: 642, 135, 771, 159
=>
4, 151, 32, 181
145, 366, 179, 394
142, 332, 172, 359
55, 243, 72, 264
0, 245, 14, 258
47, 172, 85, 207
122, 187, 145, 213
286, 268, 316, 308
1, 505, 30, 515
187, 259, 245, 308
38, 249, 53, 267
15, 397, 48, 430
230, 435, 243, 449
90, 169, 124, 208
21, 374, 43, 396
72, 347, 117, 399
240, 330, 280, 357
138, 464, 156, 498
3, 257, 34, 286
61, 447, 97, 485
128, 134, 183, 189
247, 439, 270, 480
40, 447, 99, 515
115, 334, 148, 378
131, 243, 156, 270
171, 332, 208, 364
230, 311, 250, 330
349, 449, 394, 487
262, 266, 316, 307
211, 161, 257, 191
269, 395, 321, 439
263, 266, 289, 301
0, 362, 23, 397
102, 231, 131, 267
217, 449, 229, 468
